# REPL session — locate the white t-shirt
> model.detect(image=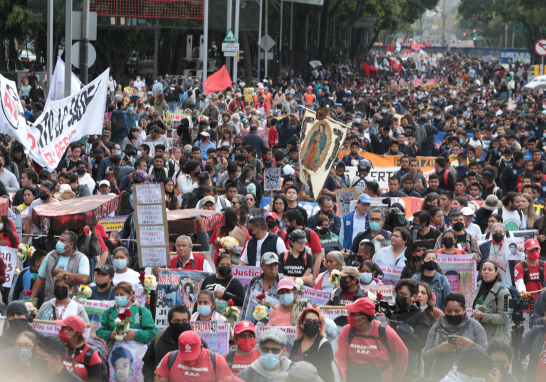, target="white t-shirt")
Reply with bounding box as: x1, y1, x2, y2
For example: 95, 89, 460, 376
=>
240, 232, 287, 266
465, 223, 483, 239
468, 138, 483, 148
501, 207, 524, 231
55, 300, 79, 320
114, 269, 144, 297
